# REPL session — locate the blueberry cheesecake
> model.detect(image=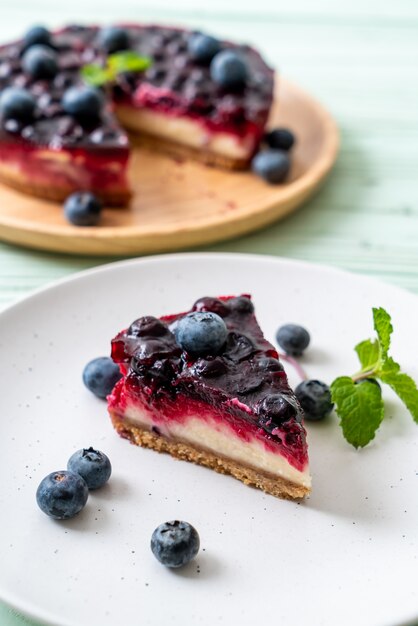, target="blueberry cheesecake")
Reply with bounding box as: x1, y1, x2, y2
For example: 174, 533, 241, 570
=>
0, 24, 275, 204
108, 296, 310, 499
